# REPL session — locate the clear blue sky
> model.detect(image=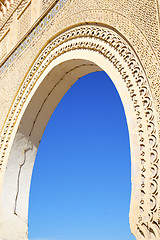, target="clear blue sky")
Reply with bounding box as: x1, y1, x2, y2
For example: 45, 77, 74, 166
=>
28, 71, 136, 240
